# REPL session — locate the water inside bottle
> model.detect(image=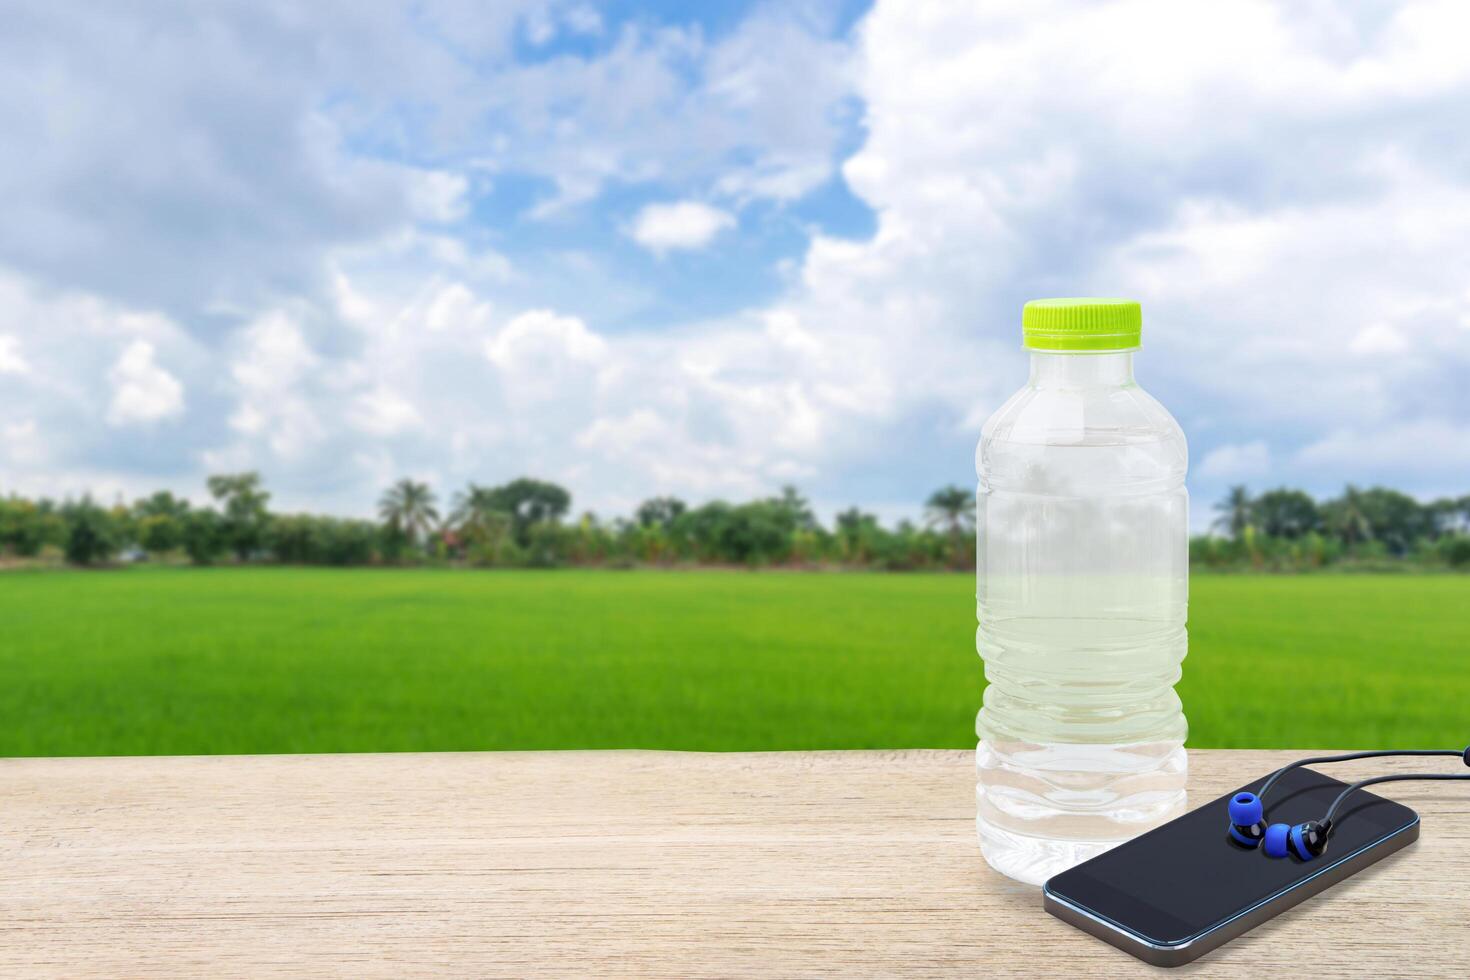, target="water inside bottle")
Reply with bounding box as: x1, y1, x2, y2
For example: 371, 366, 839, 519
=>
976, 347, 1189, 885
